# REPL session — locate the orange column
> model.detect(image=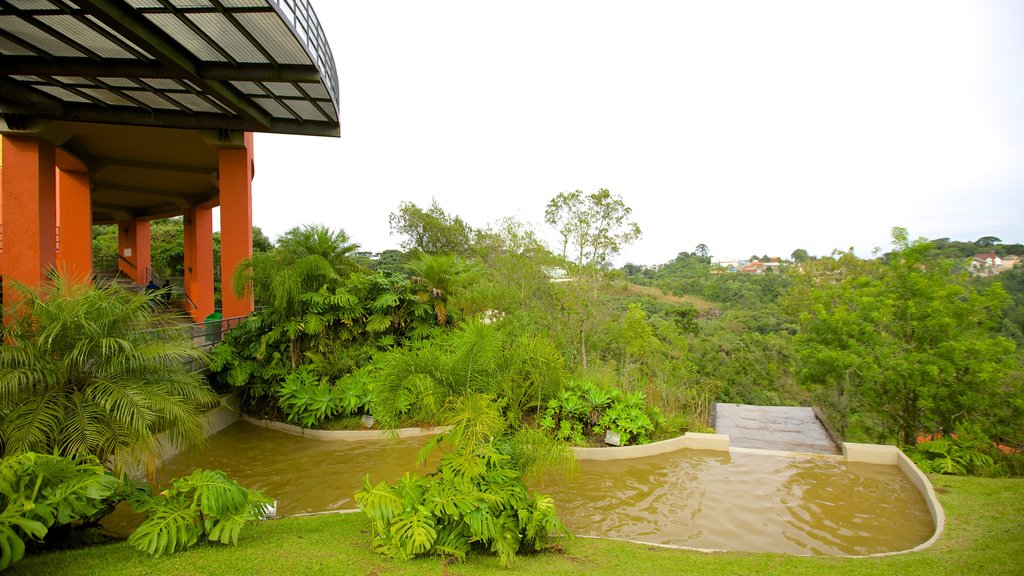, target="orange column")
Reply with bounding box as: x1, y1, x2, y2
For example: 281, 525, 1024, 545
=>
56, 169, 92, 284
116, 218, 151, 285
0, 135, 57, 294
219, 132, 255, 319
183, 207, 214, 322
